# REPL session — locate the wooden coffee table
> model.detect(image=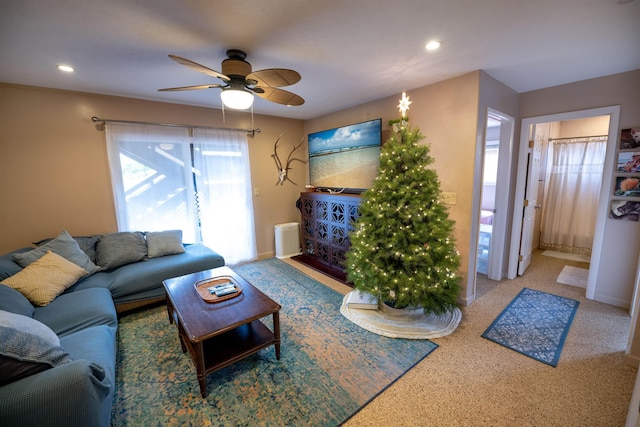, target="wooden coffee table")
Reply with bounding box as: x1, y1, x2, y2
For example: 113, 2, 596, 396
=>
163, 266, 281, 398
